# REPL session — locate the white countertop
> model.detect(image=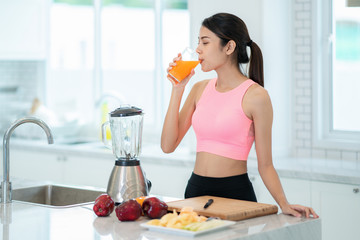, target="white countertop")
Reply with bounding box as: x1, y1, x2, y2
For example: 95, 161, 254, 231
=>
0, 179, 321, 240
0, 198, 321, 240
7, 138, 360, 186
